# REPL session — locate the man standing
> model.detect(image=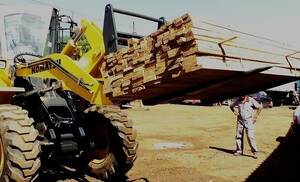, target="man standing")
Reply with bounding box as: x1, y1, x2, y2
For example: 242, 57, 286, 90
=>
230, 95, 262, 159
